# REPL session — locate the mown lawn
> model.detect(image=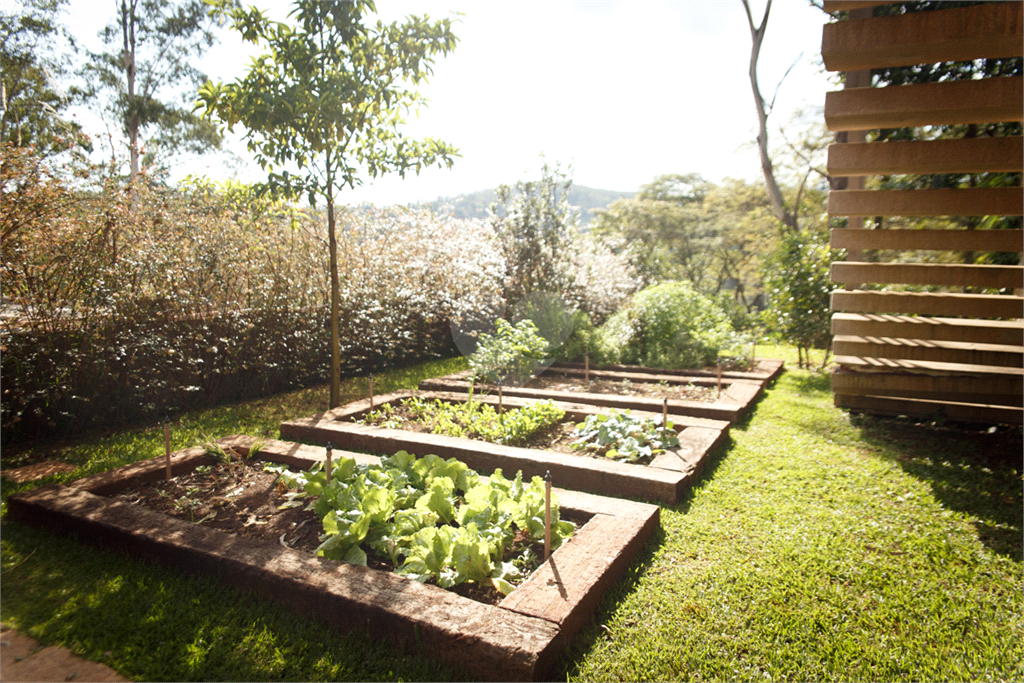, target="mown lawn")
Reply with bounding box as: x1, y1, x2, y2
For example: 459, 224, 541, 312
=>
2, 348, 1021, 681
